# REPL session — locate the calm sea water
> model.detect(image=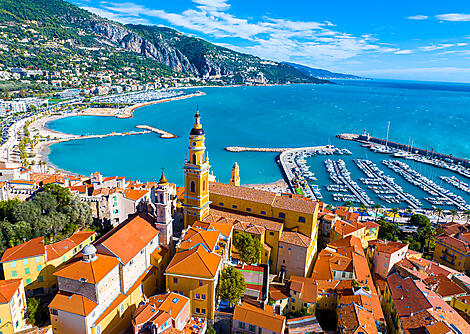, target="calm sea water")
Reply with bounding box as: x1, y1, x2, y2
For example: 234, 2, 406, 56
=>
48, 80, 470, 208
